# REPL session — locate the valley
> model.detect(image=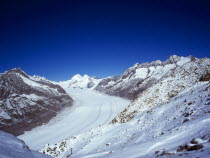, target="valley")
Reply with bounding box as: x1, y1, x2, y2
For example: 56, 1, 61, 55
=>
18, 88, 130, 150
0, 55, 210, 158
